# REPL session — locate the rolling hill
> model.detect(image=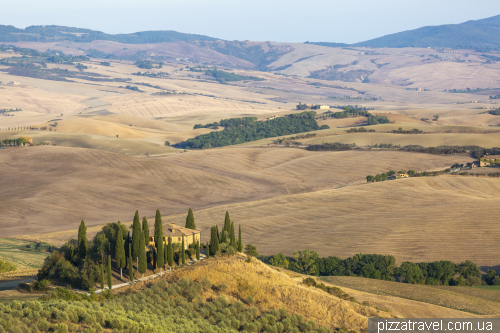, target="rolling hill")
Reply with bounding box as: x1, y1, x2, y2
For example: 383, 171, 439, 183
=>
313, 15, 500, 50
